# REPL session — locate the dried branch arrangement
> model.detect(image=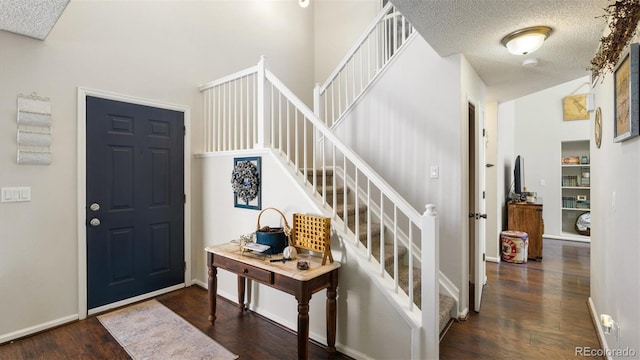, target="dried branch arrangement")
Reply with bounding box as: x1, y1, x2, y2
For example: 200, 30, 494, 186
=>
590, 0, 640, 80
